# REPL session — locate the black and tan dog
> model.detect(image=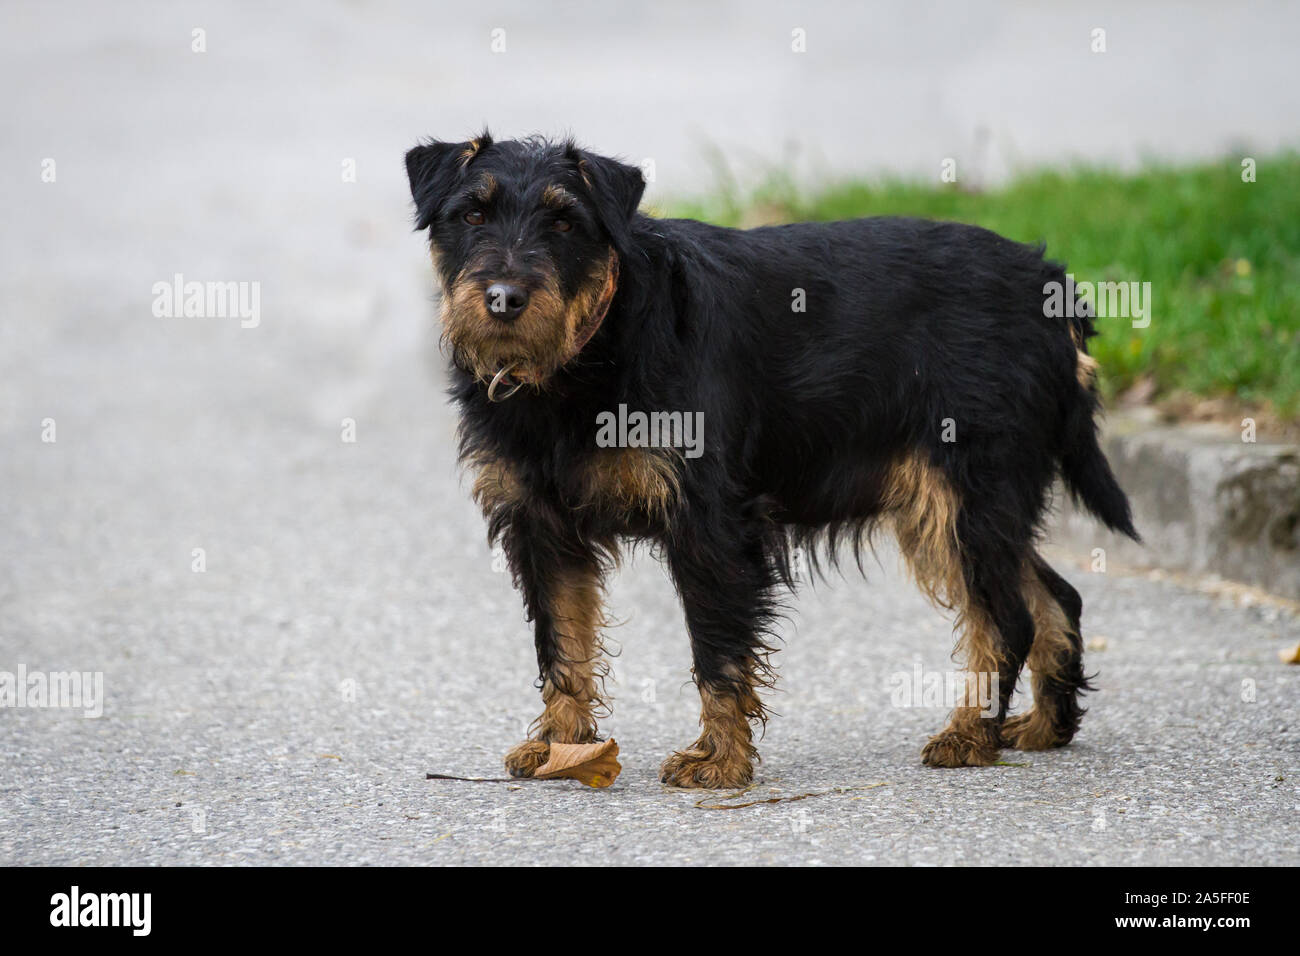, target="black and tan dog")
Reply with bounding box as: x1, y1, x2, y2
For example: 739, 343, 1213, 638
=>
405, 132, 1139, 789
